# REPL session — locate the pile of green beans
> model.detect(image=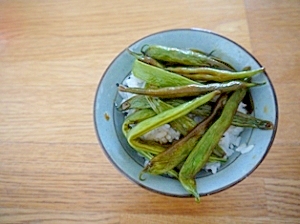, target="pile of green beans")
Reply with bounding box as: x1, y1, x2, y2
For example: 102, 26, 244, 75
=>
118, 44, 273, 202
